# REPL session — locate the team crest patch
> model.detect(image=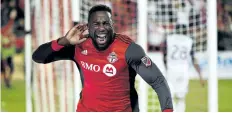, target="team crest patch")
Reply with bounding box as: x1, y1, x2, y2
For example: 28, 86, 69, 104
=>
107, 52, 118, 63
141, 56, 152, 67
